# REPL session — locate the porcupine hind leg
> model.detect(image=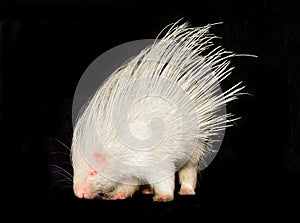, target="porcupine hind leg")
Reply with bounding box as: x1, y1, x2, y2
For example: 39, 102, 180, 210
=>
152, 174, 175, 202
178, 145, 202, 195
178, 161, 198, 195
108, 184, 139, 200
